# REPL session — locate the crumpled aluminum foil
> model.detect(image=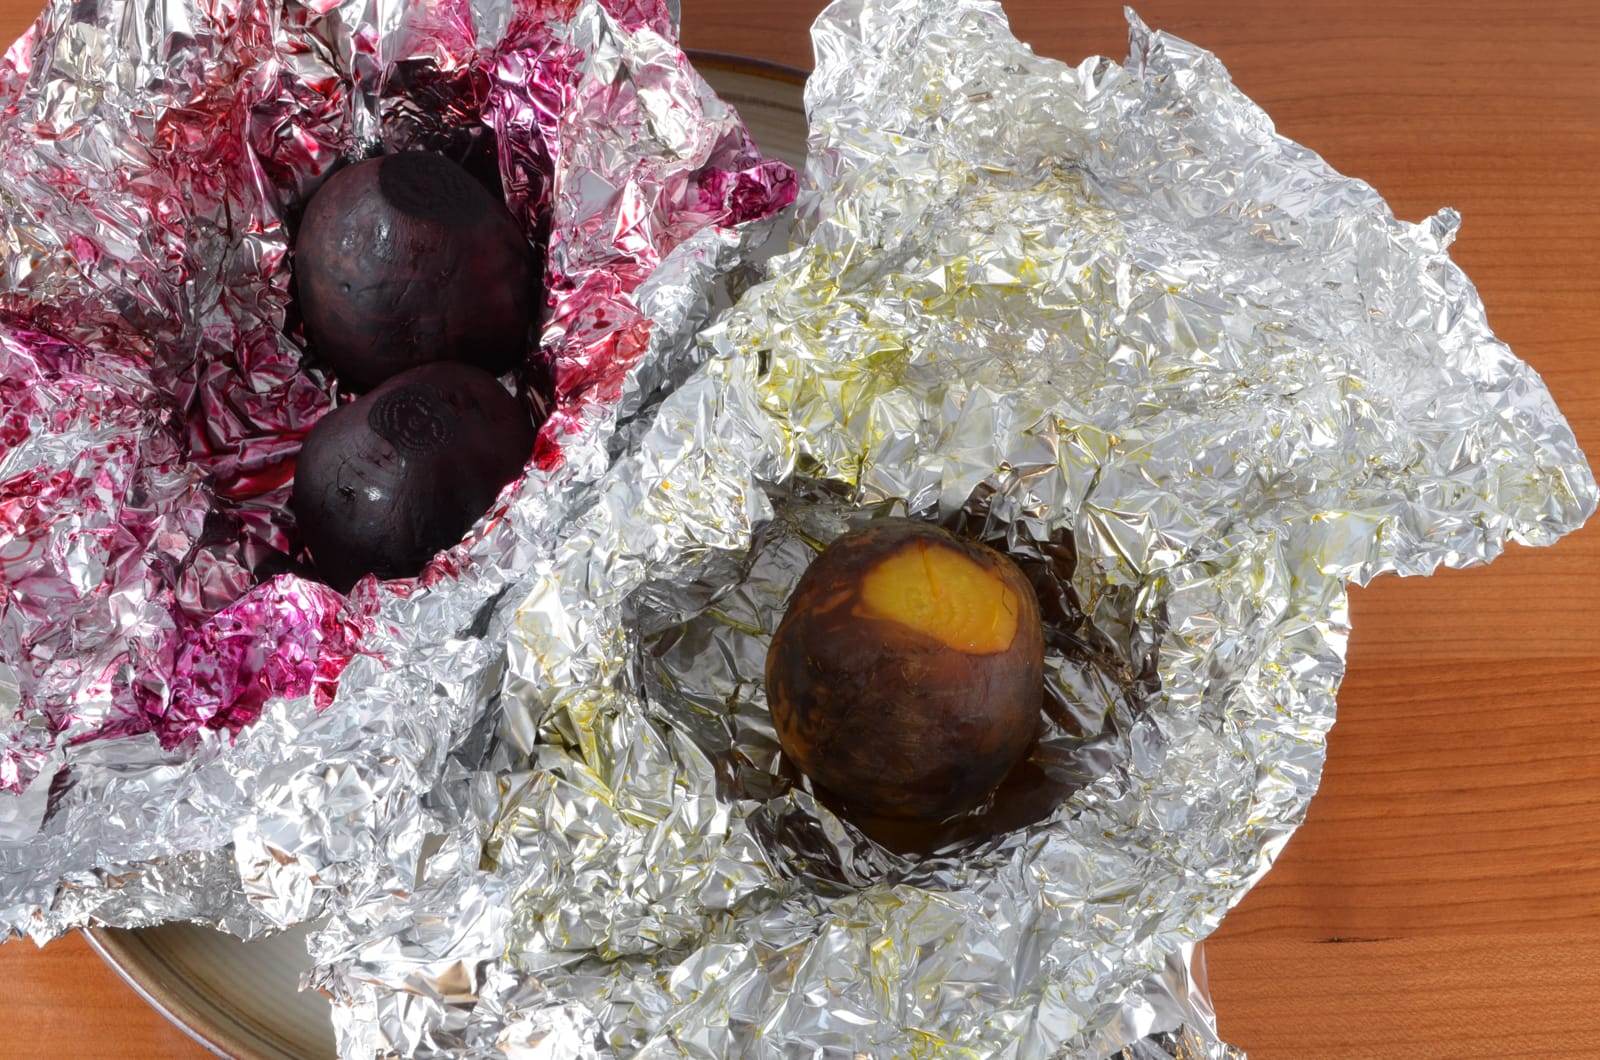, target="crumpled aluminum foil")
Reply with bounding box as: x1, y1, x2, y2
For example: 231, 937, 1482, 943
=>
303, 1, 1595, 1056
0, 0, 793, 940
2, 0, 1593, 1052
